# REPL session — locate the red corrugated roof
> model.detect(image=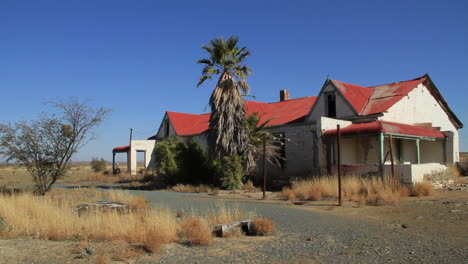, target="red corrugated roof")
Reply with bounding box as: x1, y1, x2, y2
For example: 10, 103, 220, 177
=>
331, 80, 373, 114
167, 112, 210, 136
362, 77, 426, 115
323, 121, 445, 139
151, 96, 317, 137
113, 145, 130, 152
331, 75, 427, 116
